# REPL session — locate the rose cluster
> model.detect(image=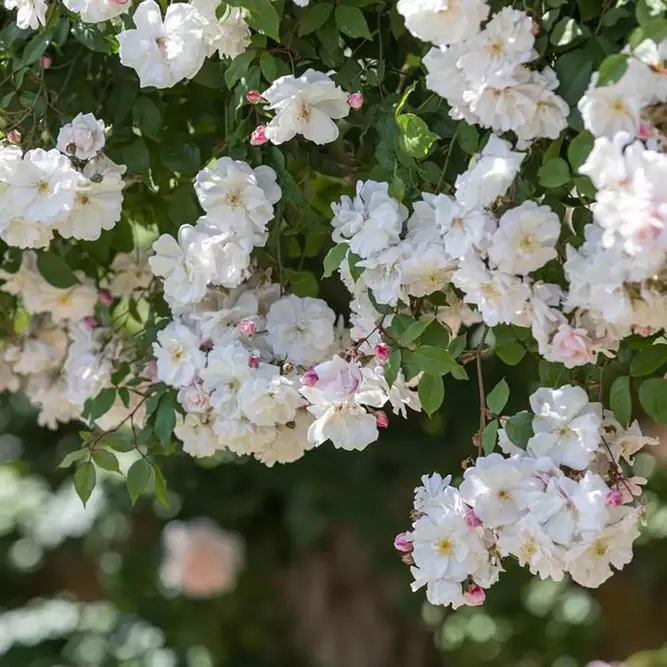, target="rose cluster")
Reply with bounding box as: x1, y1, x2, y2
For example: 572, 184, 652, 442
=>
397, 385, 655, 609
